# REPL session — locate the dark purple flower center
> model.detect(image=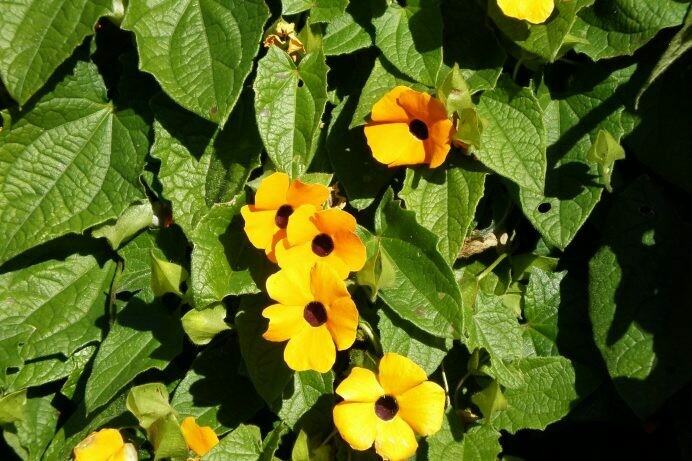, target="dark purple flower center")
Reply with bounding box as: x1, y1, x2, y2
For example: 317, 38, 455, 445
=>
409, 119, 429, 140
274, 204, 294, 229
374, 395, 399, 421
303, 301, 328, 327
311, 233, 334, 257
